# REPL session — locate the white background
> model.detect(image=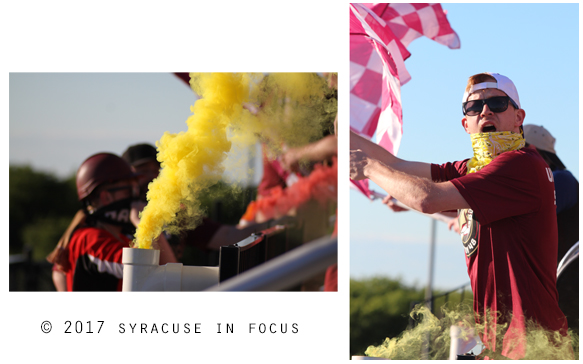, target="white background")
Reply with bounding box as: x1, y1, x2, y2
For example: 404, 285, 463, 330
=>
5, 1, 349, 363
